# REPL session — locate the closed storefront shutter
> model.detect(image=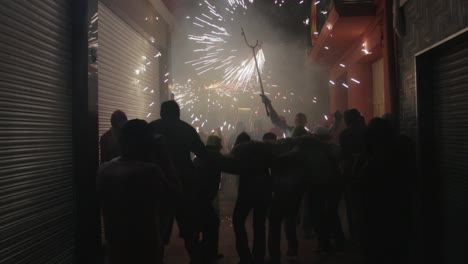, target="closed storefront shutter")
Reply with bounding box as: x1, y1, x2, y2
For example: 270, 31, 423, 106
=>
98, 2, 160, 137
0, 1, 75, 263
432, 33, 468, 264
